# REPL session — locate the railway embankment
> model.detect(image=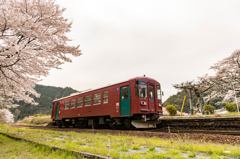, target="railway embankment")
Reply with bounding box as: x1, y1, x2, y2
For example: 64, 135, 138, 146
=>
1, 124, 240, 159
0, 134, 85, 159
